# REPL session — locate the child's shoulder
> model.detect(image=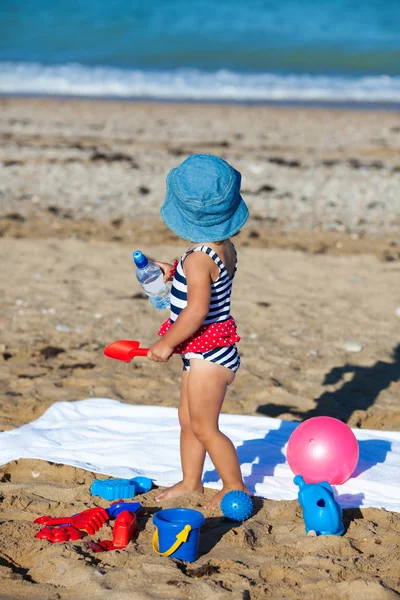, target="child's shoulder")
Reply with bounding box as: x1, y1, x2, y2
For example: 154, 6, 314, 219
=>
181, 245, 219, 280
183, 240, 237, 280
